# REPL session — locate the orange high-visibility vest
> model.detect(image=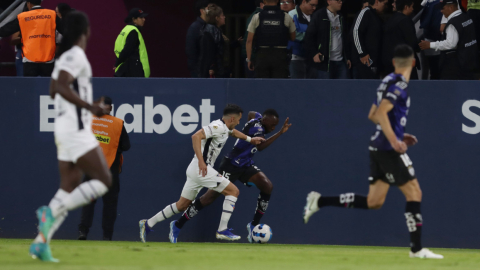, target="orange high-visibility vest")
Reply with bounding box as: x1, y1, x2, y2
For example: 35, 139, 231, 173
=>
17, 9, 56, 63
91, 115, 124, 168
